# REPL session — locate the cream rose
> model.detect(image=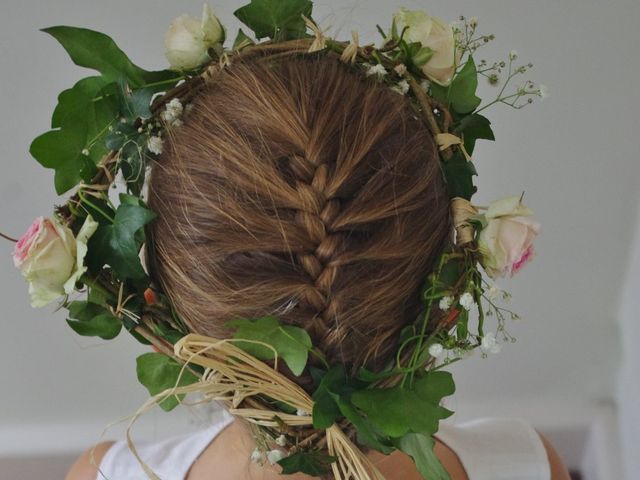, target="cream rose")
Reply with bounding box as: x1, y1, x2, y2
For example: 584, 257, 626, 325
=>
164, 4, 224, 71
477, 196, 540, 279
13, 215, 98, 307
393, 8, 458, 86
